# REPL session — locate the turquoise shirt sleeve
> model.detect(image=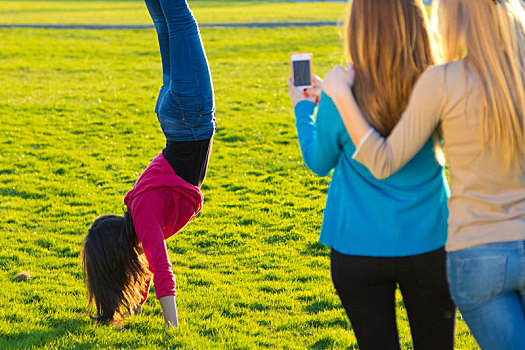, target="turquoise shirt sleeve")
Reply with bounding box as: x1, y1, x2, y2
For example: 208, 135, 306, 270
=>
294, 92, 348, 177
